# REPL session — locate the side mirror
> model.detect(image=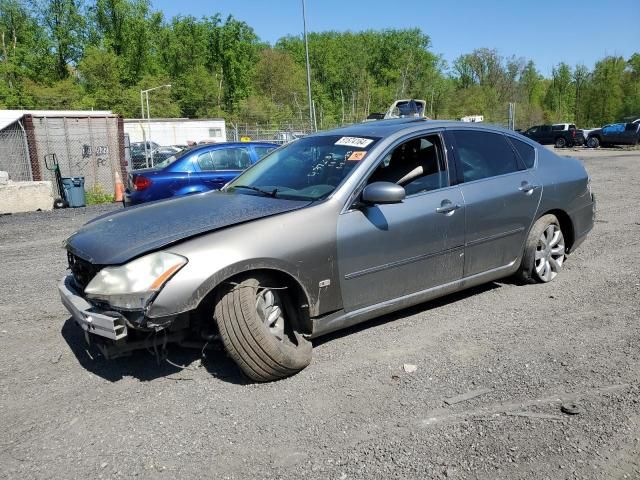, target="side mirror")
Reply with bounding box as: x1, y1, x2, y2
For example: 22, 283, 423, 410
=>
361, 182, 406, 205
